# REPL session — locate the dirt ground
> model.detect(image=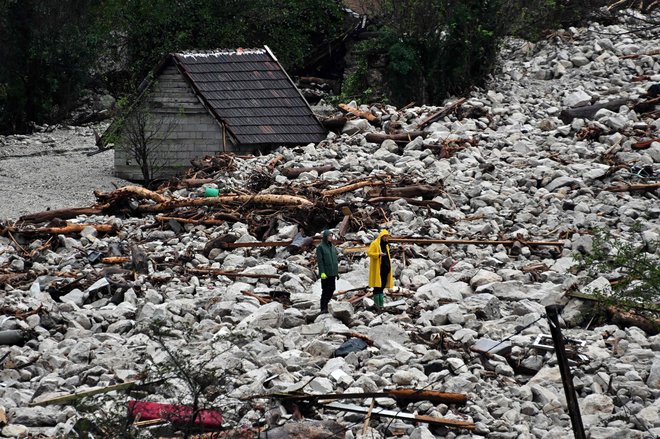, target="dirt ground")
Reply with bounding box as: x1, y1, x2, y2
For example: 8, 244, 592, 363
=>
0, 124, 129, 221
